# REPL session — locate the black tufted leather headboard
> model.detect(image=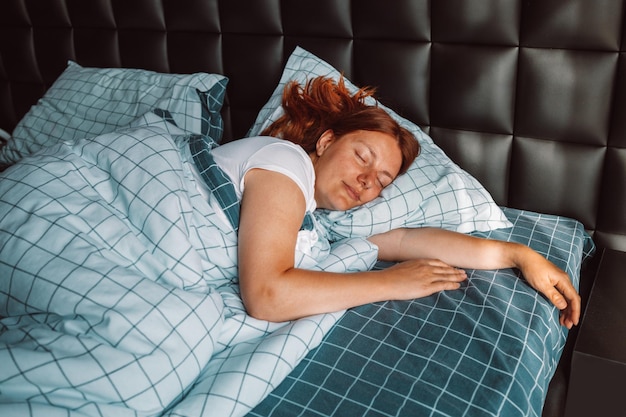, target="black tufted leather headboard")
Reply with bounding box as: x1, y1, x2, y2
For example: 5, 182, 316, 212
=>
1, 0, 625, 255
